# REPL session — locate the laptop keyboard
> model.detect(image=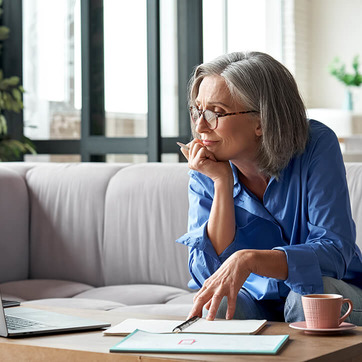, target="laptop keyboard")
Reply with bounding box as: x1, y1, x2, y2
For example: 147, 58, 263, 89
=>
5, 315, 47, 330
